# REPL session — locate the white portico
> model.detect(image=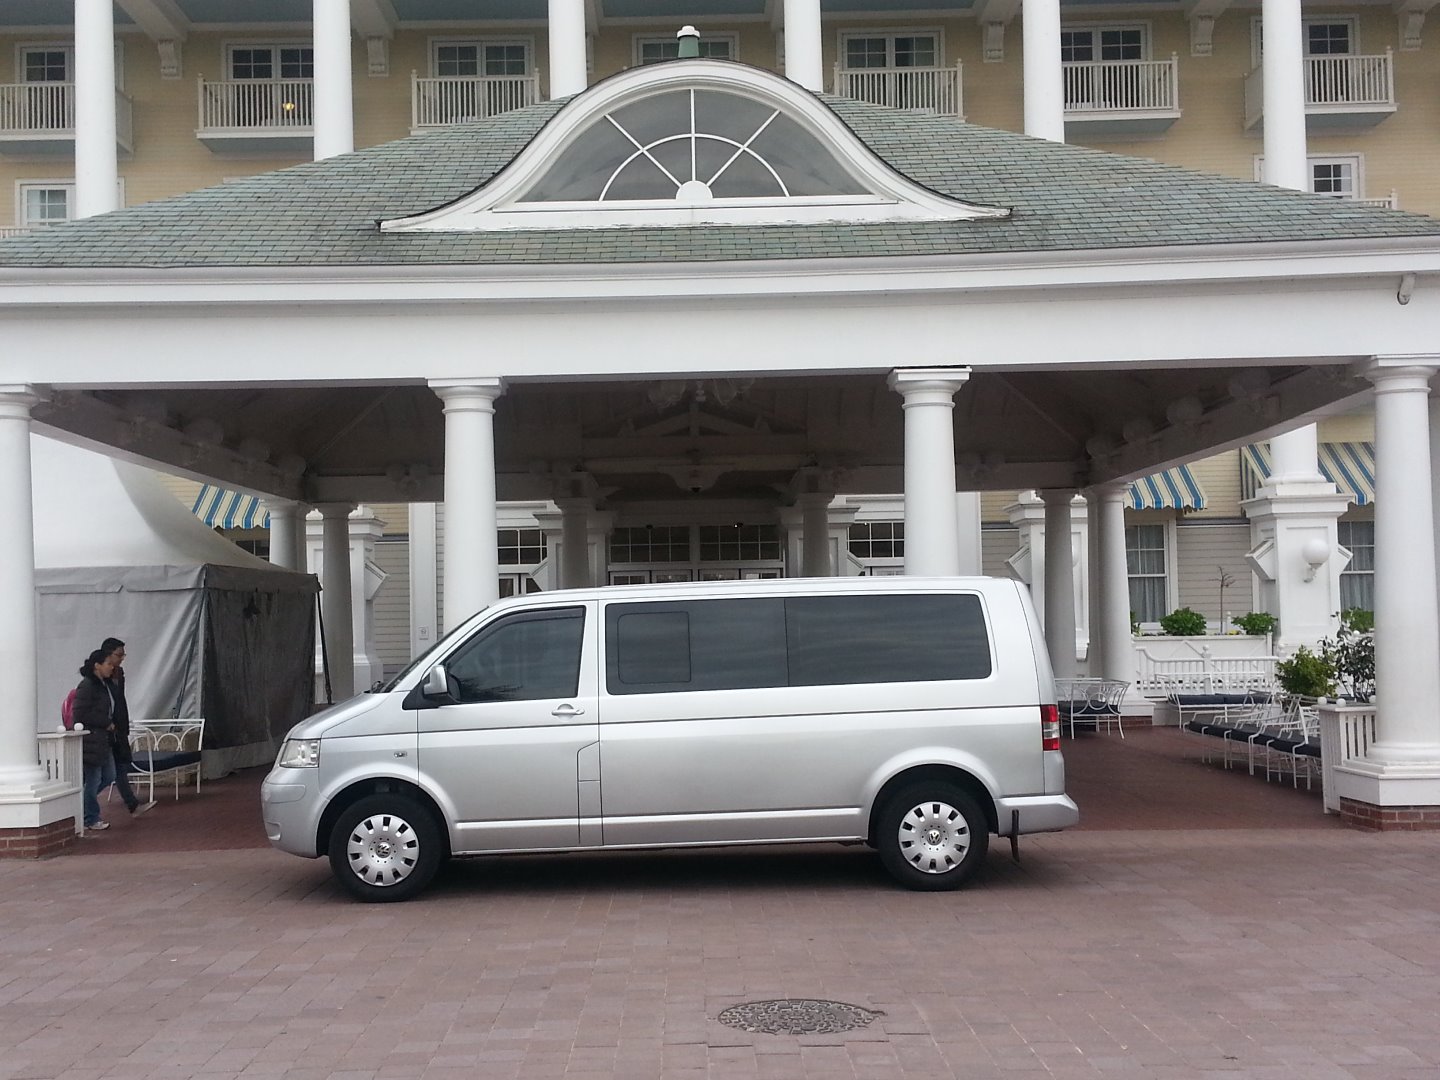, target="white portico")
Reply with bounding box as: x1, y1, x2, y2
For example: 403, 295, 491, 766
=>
4, 57, 1440, 847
